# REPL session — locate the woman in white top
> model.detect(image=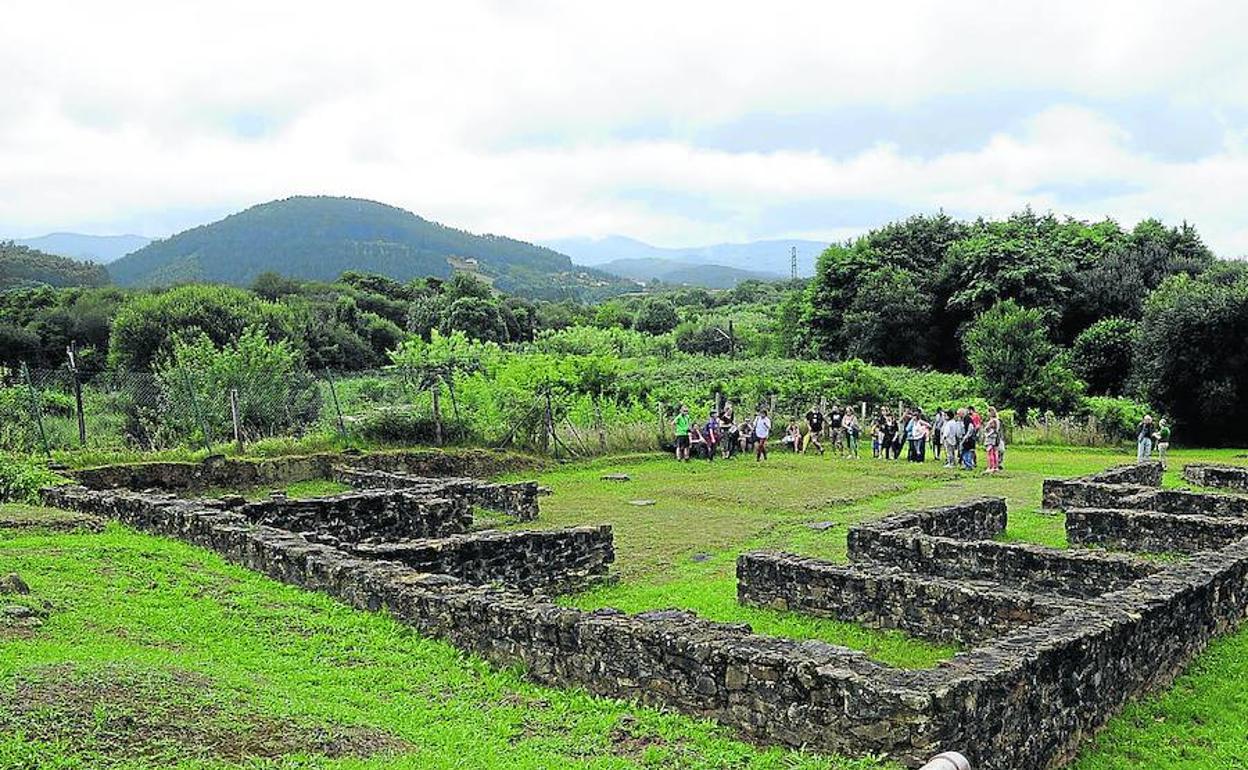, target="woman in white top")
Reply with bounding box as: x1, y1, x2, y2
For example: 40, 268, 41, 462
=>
753, 409, 772, 461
